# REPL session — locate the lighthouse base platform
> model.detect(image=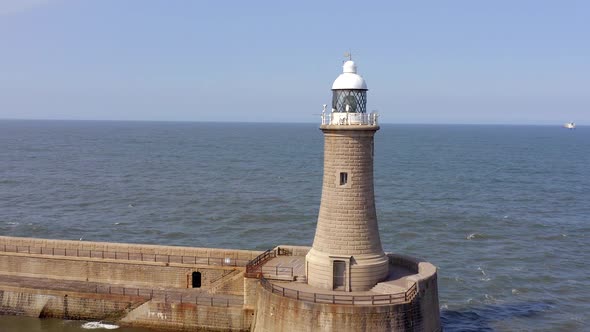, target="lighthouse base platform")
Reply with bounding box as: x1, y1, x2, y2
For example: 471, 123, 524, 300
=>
251, 249, 441, 332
